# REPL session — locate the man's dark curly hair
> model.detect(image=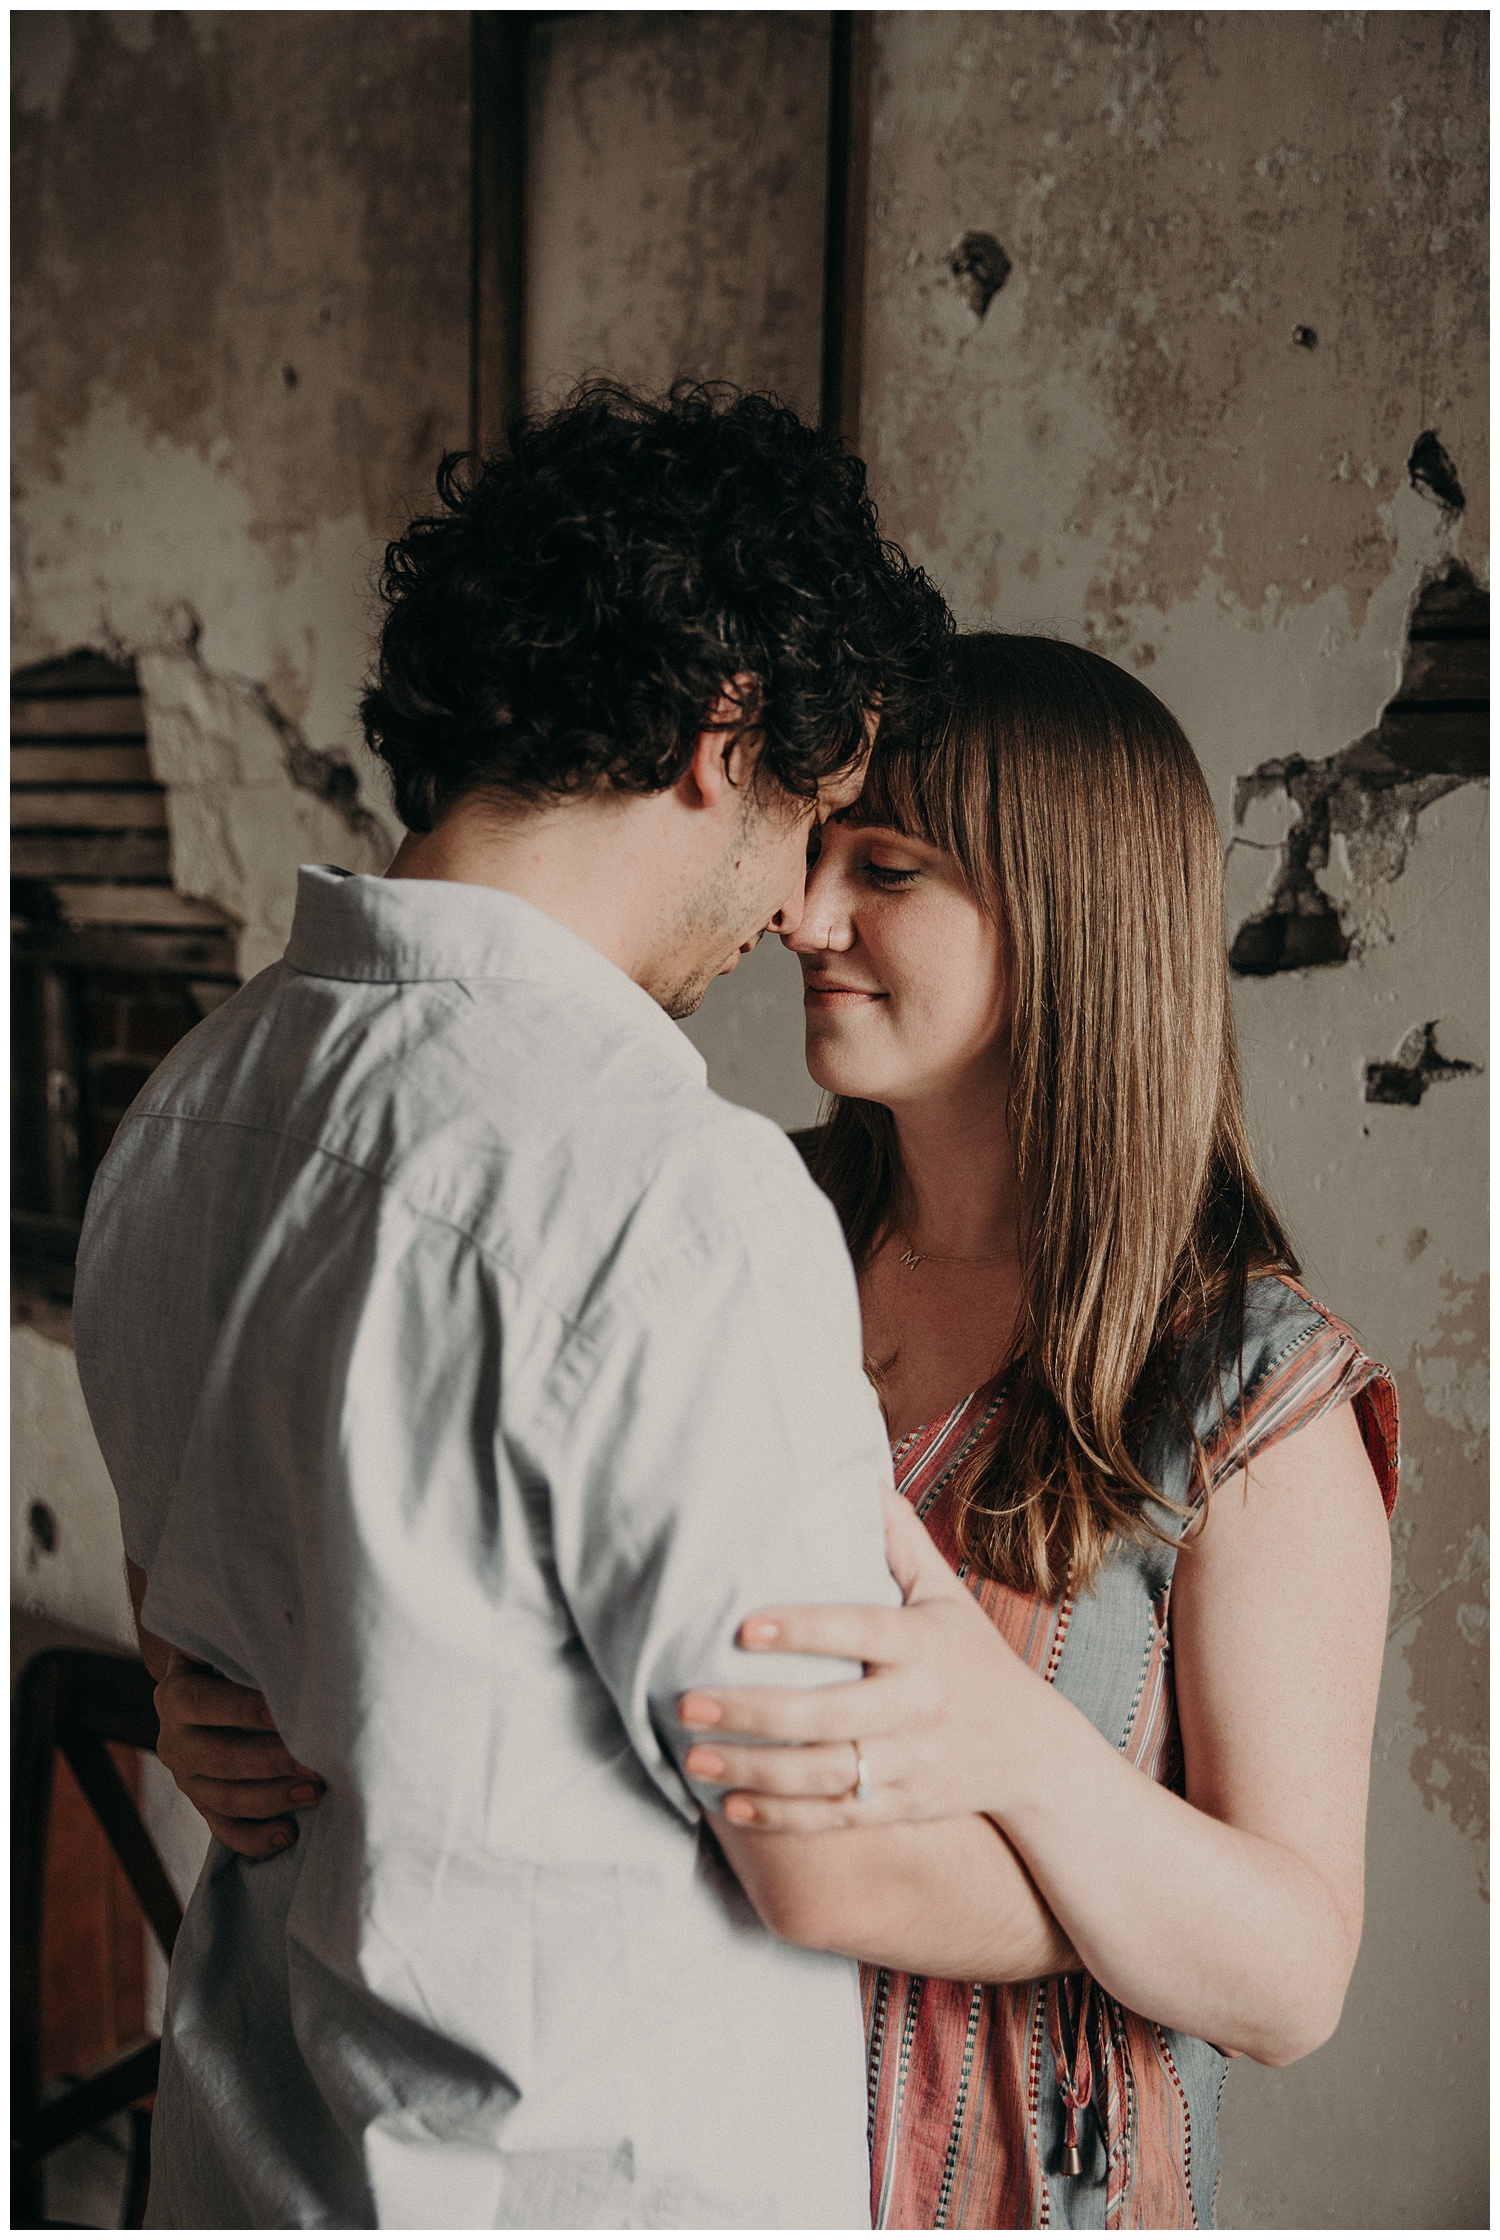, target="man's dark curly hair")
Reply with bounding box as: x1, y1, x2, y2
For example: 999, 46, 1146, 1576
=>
360, 380, 952, 831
